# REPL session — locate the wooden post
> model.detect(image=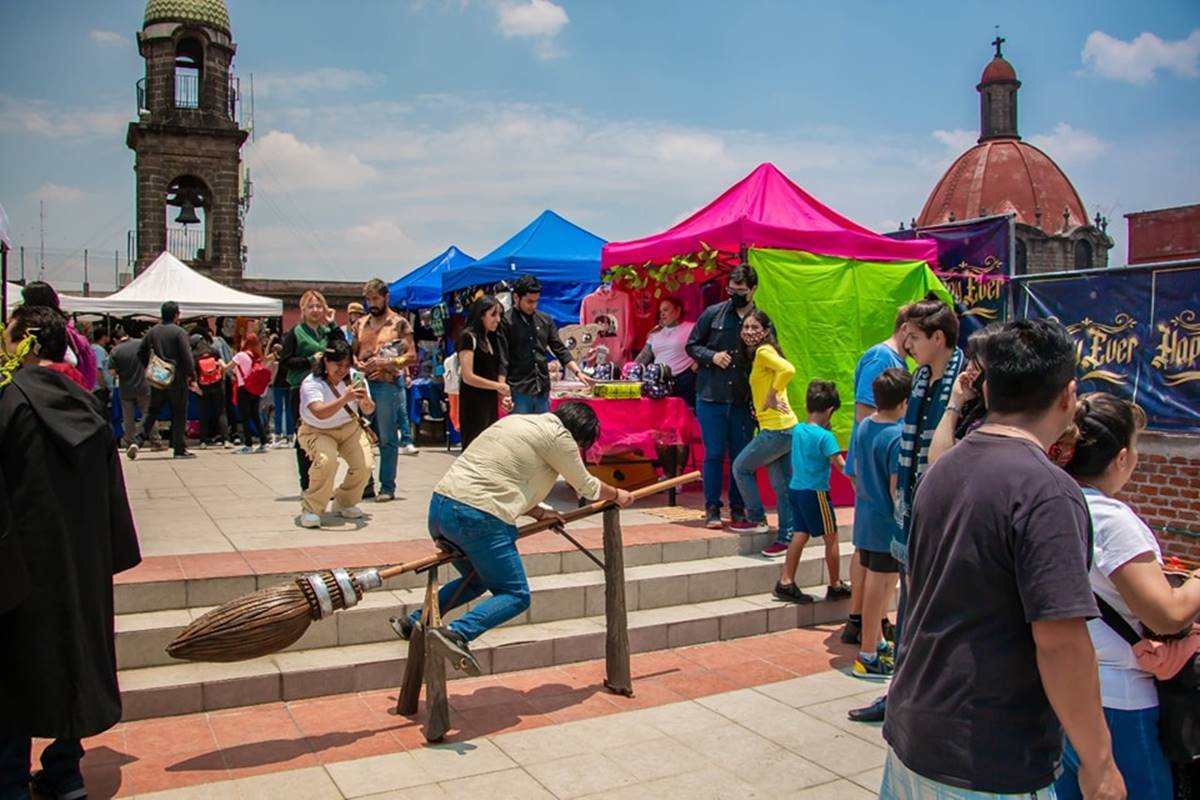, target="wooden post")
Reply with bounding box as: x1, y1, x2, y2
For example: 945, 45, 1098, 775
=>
601, 507, 633, 696
396, 568, 438, 716
421, 566, 451, 742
